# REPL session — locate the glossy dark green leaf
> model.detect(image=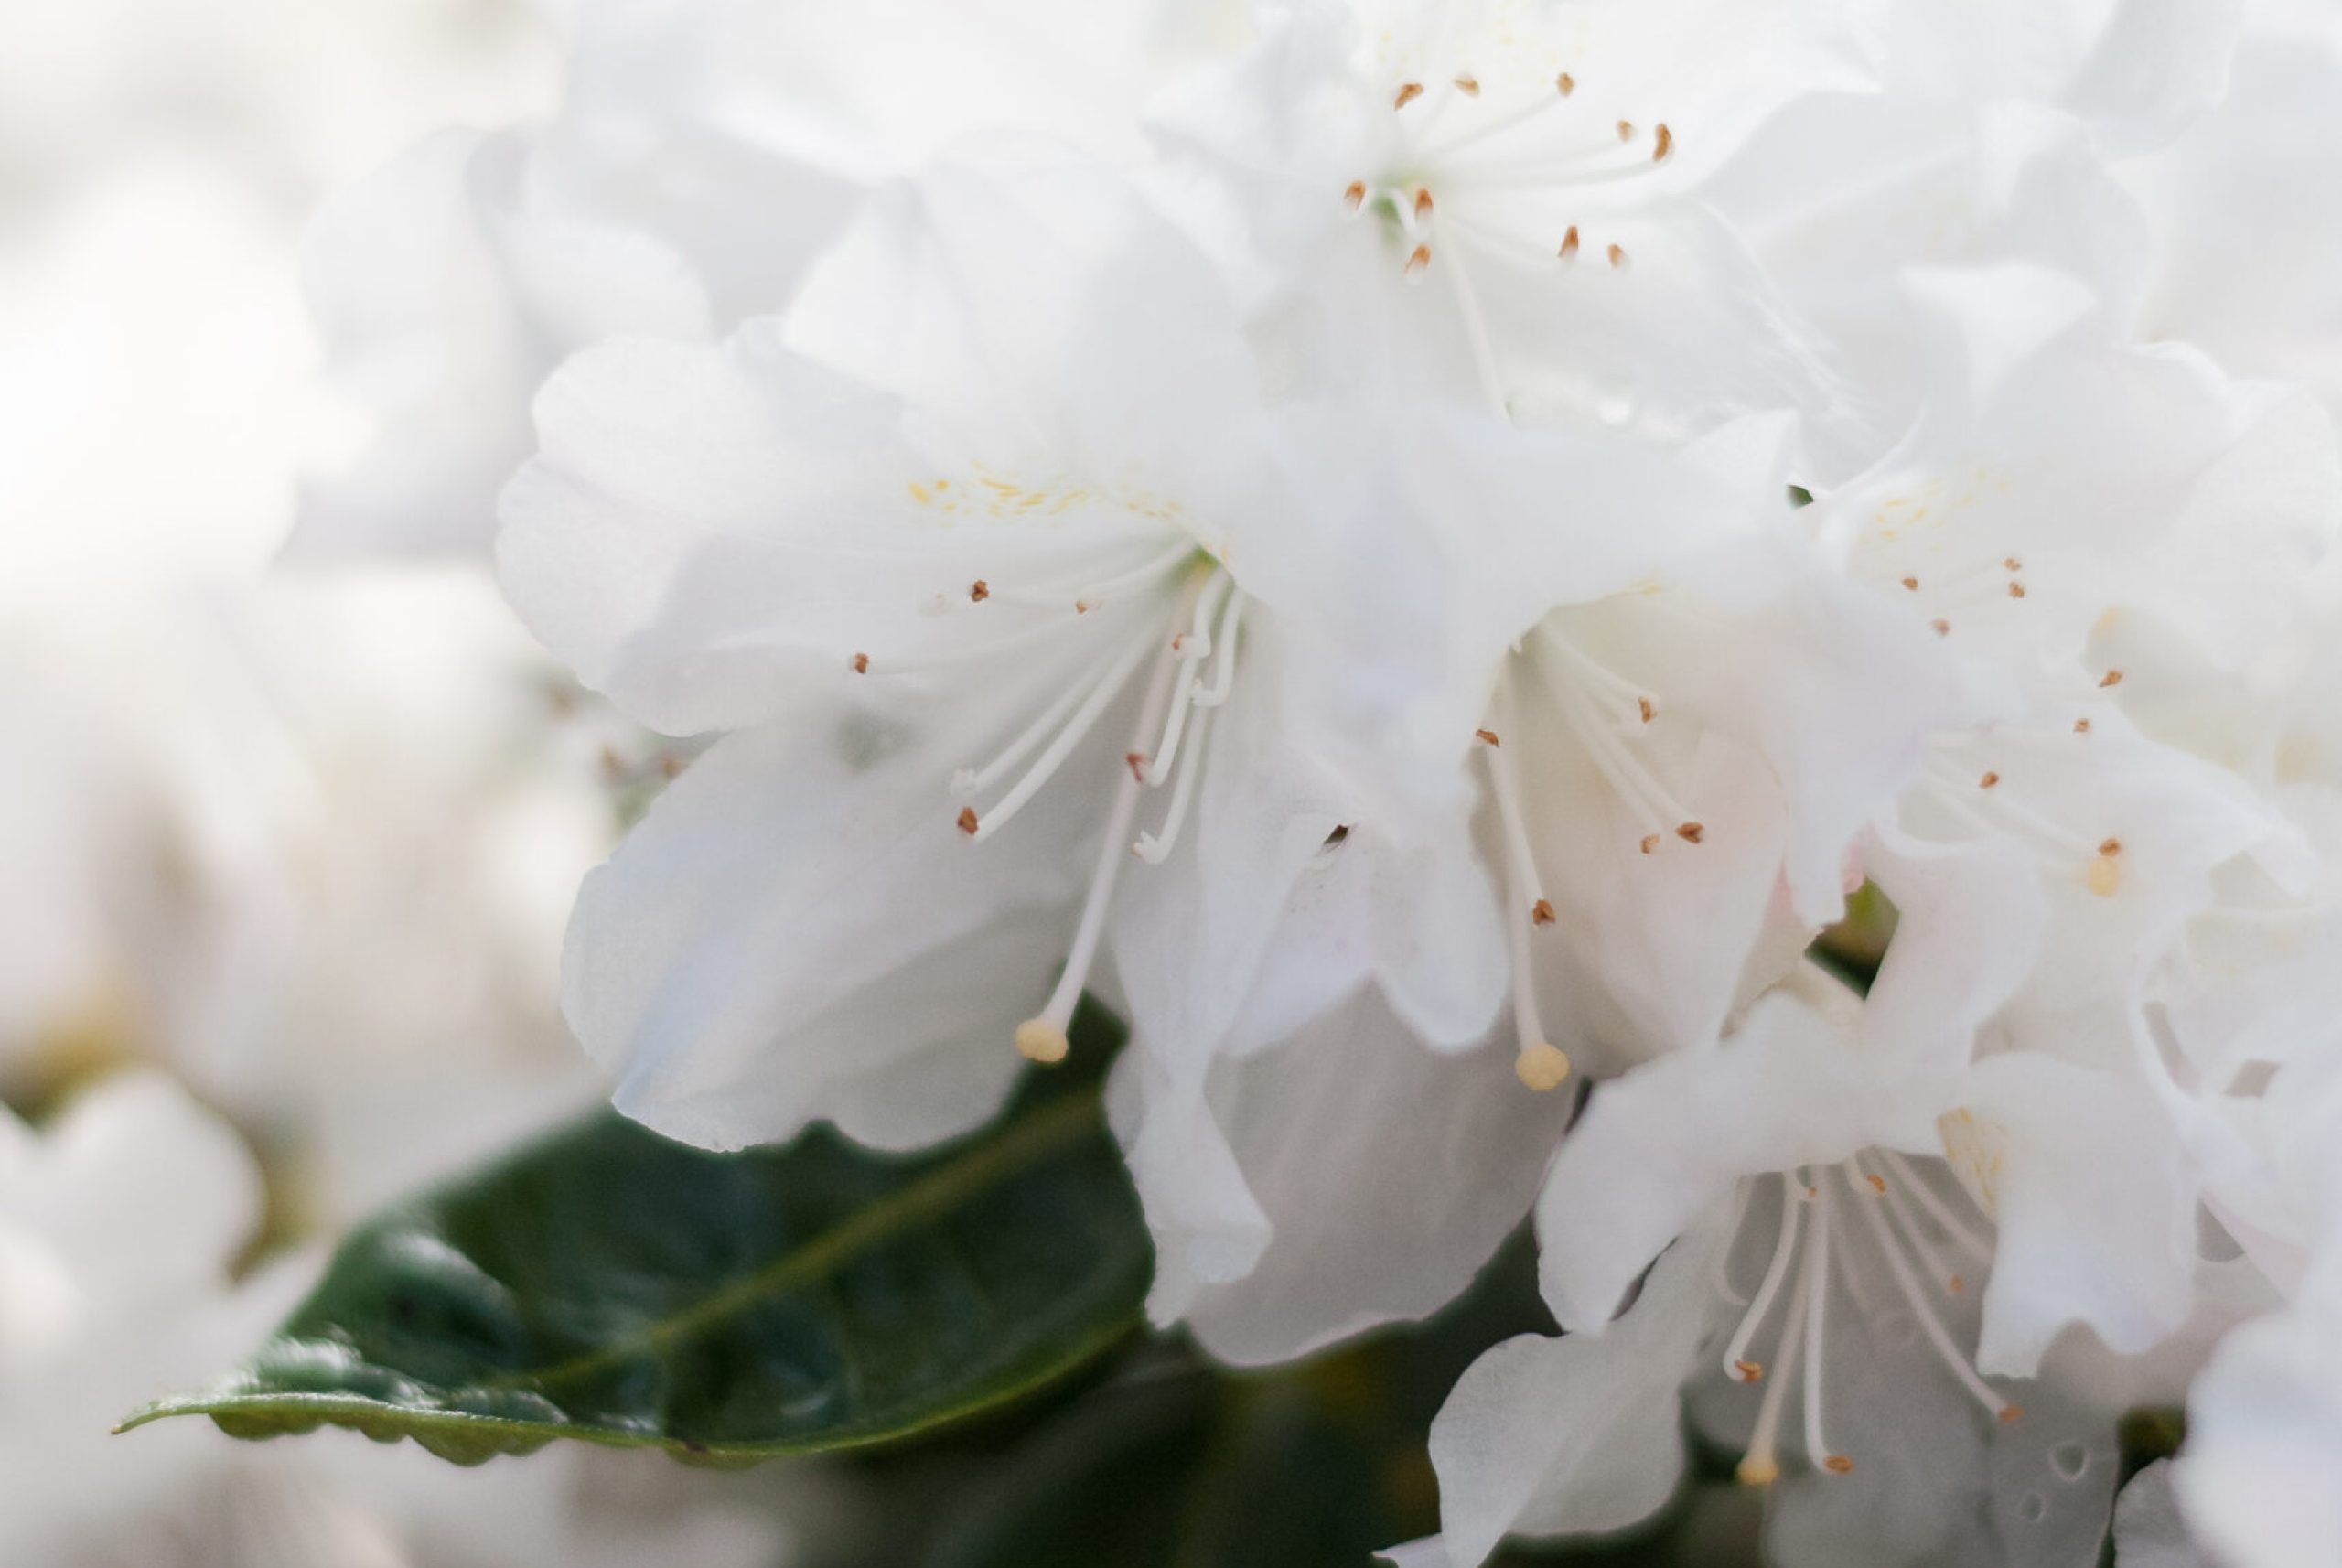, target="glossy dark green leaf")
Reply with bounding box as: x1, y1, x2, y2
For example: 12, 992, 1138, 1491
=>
121, 1009, 1148, 1466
